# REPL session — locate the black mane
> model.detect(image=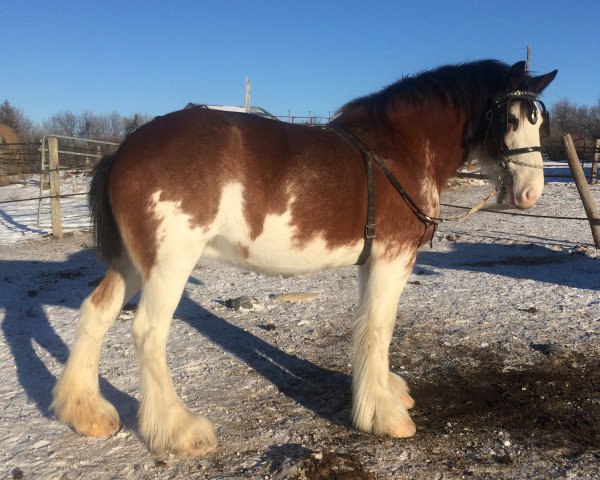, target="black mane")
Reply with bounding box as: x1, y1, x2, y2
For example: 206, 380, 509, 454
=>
337, 60, 514, 122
